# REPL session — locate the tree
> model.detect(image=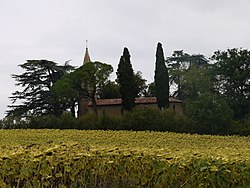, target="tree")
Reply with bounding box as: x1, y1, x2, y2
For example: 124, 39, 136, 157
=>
211, 48, 250, 119
51, 75, 78, 117
7, 60, 74, 117
186, 93, 233, 134
181, 66, 213, 101
154, 42, 169, 109
53, 61, 113, 116
167, 50, 209, 100
79, 61, 113, 115
134, 71, 147, 97
98, 71, 147, 99
117, 47, 136, 111
144, 82, 156, 97
98, 80, 120, 99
